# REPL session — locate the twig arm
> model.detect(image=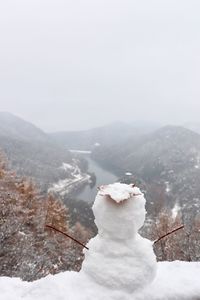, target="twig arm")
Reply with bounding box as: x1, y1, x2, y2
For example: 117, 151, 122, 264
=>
154, 225, 184, 245
46, 225, 89, 250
